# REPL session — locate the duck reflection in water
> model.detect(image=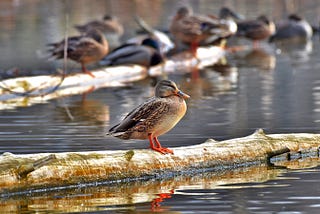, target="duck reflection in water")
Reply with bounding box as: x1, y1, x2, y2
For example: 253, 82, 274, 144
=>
273, 39, 313, 63
179, 63, 238, 101
58, 99, 109, 126
234, 48, 276, 71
